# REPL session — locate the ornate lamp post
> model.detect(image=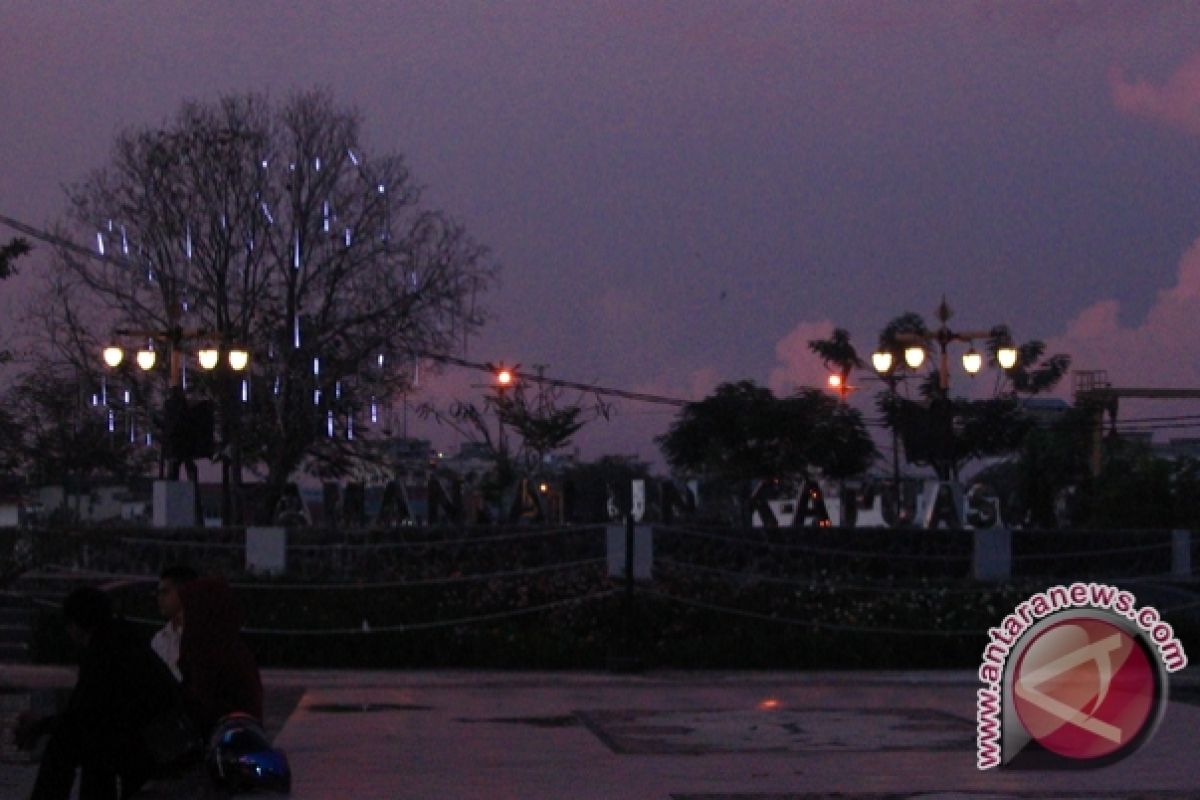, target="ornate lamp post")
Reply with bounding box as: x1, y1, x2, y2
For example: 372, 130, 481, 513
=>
102, 330, 250, 525
871, 298, 1020, 529
882, 298, 1018, 393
